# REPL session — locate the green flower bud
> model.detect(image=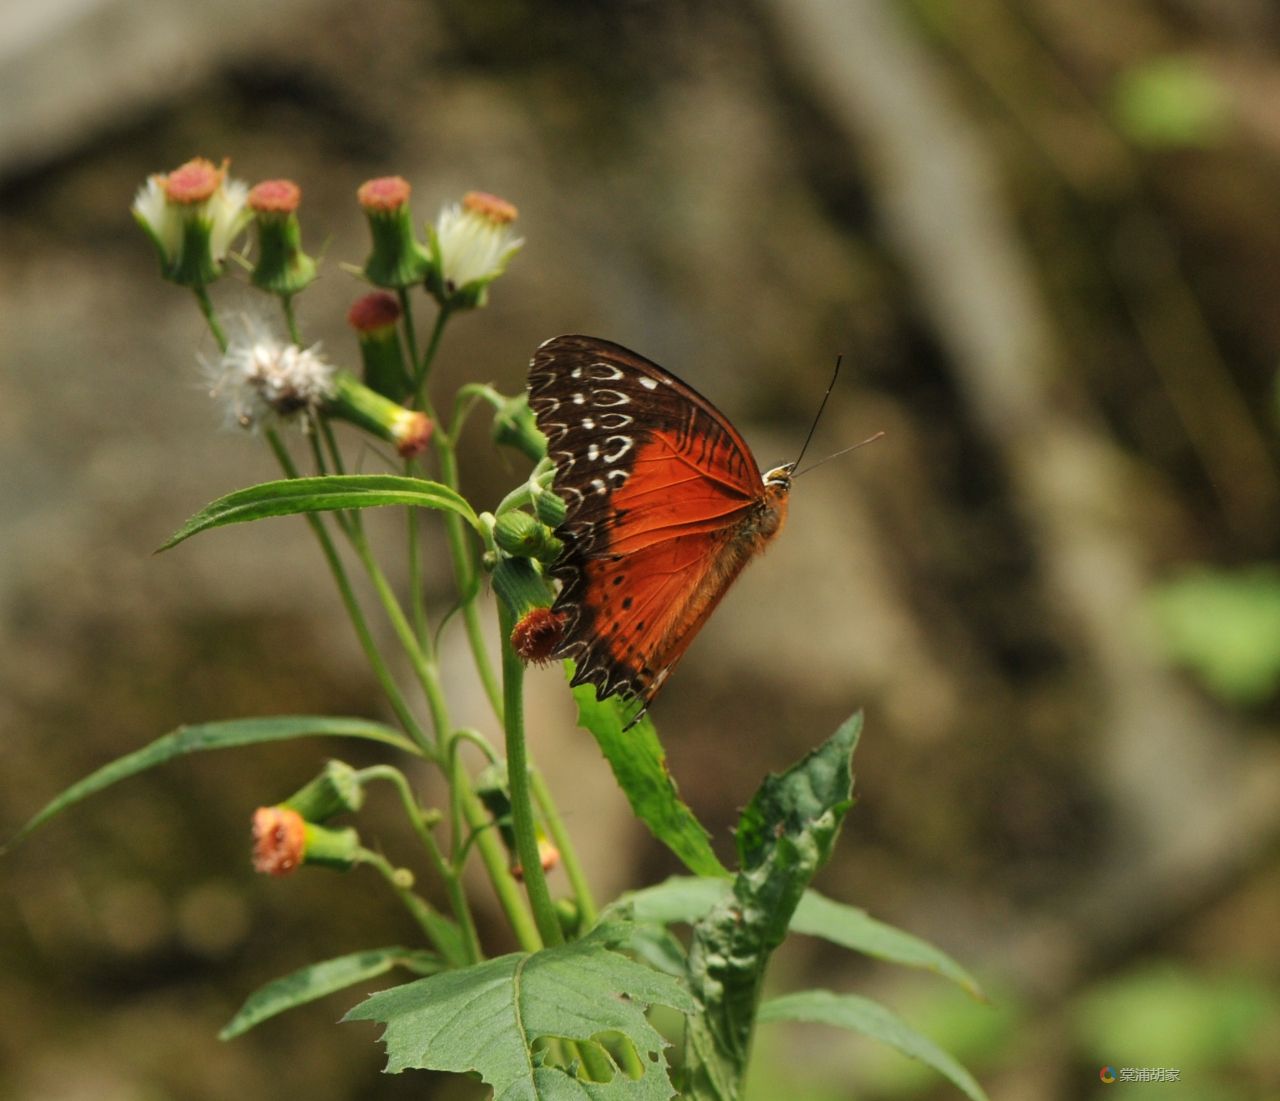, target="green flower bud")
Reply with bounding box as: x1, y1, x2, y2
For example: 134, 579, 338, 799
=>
533, 490, 567, 528
491, 556, 554, 619
494, 510, 562, 563
281, 760, 365, 823
247, 179, 317, 298
347, 292, 412, 402
357, 177, 432, 288
491, 393, 547, 461
325, 370, 432, 457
